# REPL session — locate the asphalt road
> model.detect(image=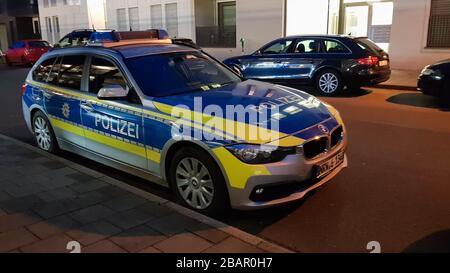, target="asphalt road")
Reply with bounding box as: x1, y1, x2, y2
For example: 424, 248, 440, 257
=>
1, 64, 449, 253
